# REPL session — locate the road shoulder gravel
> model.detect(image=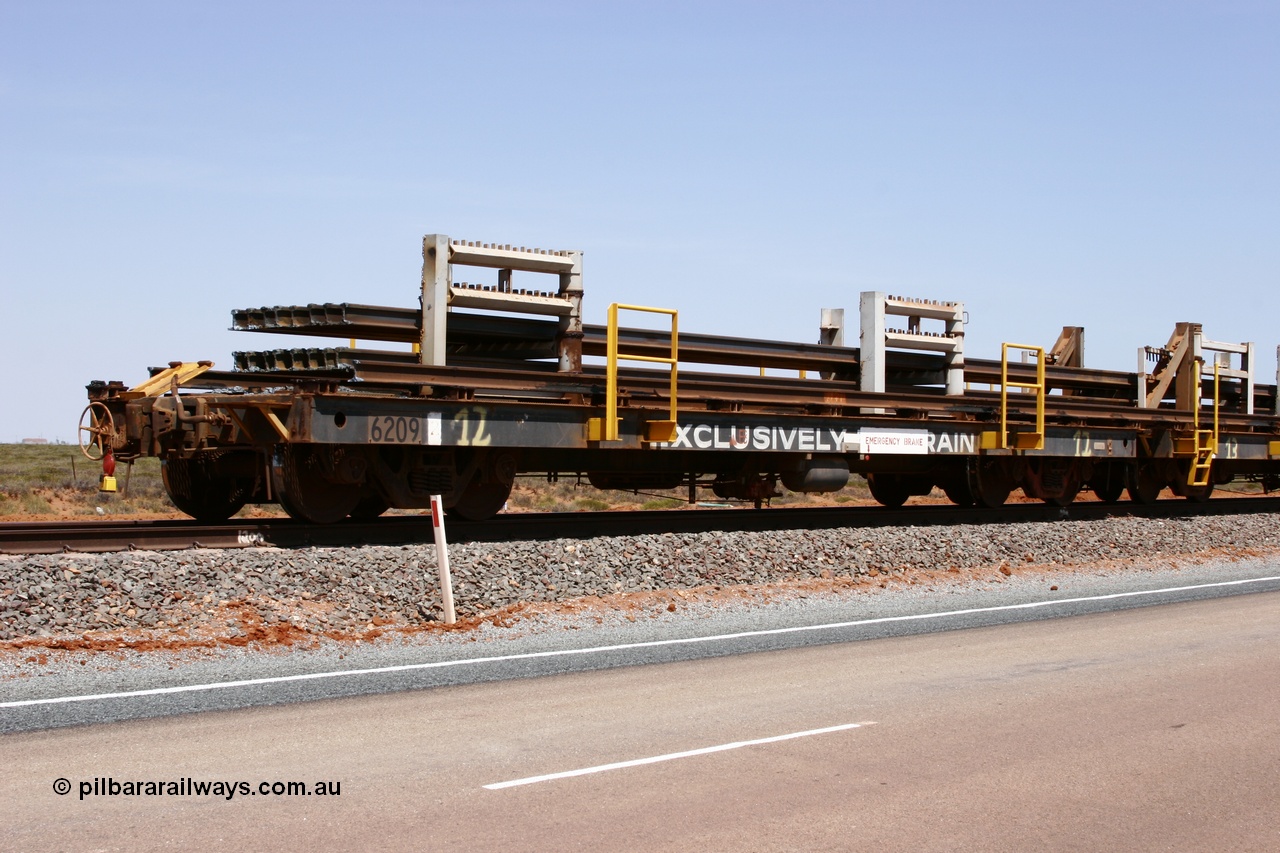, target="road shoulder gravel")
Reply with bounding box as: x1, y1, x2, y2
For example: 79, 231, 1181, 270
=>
3, 538, 1279, 734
